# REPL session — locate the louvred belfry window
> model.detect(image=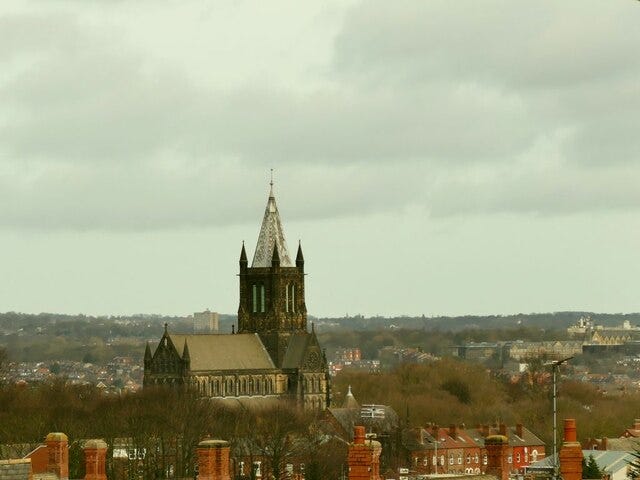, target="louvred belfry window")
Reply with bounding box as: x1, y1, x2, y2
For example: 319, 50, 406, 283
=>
252, 284, 258, 313
285, 284, 296, 313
